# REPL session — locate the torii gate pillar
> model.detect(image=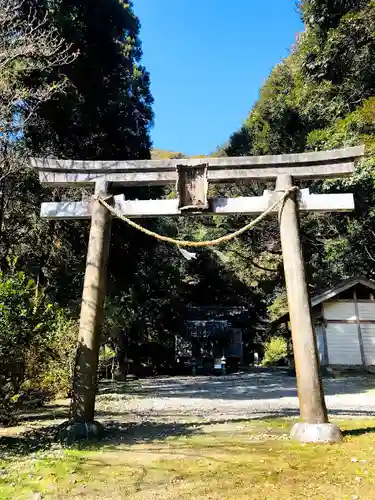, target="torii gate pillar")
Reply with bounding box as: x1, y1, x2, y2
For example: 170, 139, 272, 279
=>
277, 175, 342, 442
68, 180, 112, 437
